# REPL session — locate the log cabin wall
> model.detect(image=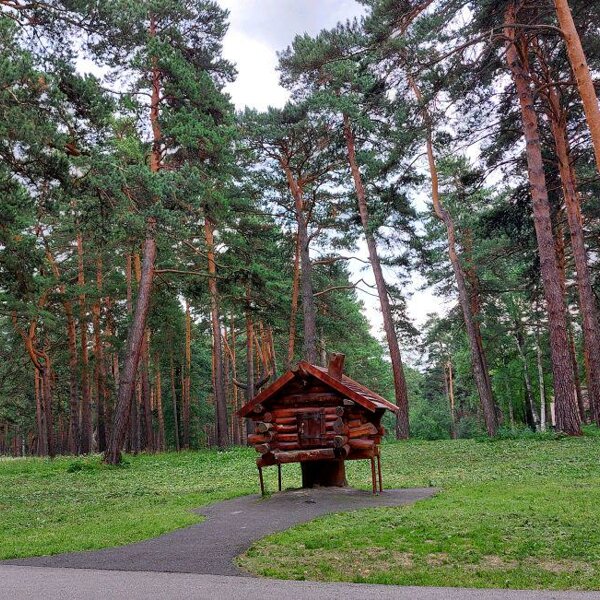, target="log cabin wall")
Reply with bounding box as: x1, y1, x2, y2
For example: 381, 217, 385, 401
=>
247, 384, 385, 461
